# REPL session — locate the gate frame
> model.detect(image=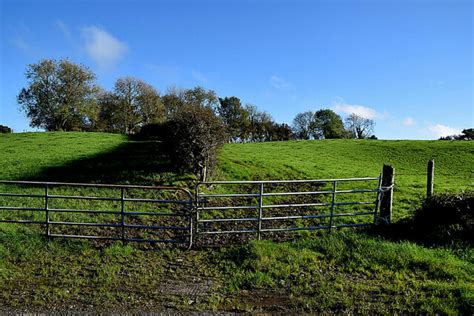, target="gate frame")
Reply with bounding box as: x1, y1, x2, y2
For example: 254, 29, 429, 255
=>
195, 176, 385, 238
0, 180, 194, 248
